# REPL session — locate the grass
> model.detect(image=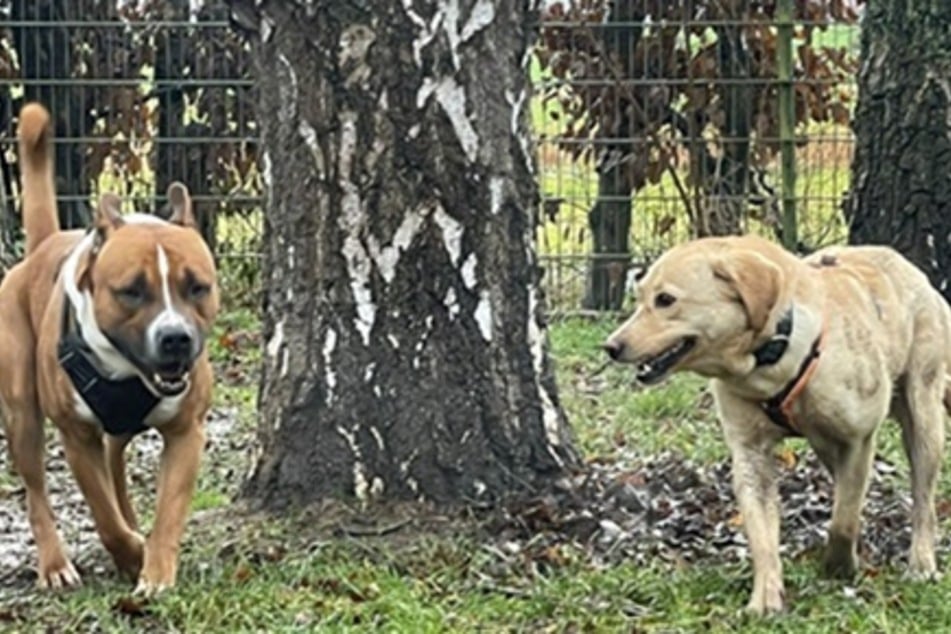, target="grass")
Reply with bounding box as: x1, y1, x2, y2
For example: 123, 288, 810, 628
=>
4, 312, 948, 632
